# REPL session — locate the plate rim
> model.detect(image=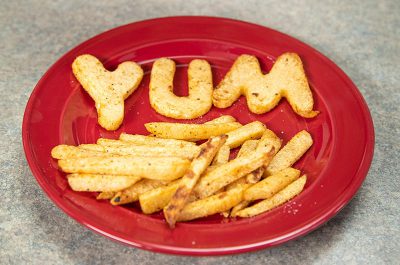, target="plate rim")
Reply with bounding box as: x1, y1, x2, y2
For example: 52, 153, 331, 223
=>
22, 16, 375, 256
